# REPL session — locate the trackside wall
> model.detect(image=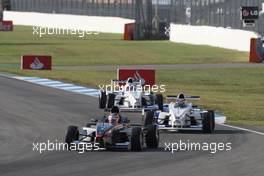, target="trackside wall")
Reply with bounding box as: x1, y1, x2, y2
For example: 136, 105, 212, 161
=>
169, 24, 260, 52
3, 11, 134, 34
